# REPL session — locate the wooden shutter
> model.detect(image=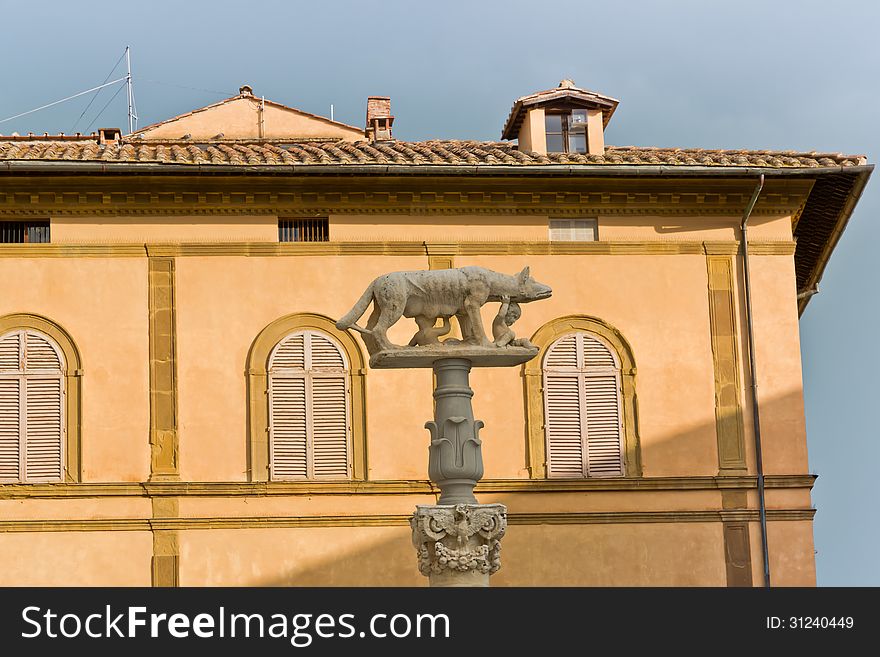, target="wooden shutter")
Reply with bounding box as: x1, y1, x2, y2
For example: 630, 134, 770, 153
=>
0, 378, 20, 481
544, 373, 584, 477
0, 332, 20, 481
268, 330, 350, 480
269, 376, 308, 479
0, 329, 65, 482
0, 332, 20, 369
584, 371, 623, 477
544, 333, 578, 368
24, 377, 63, 480
270, 332, 305, 370
309, 332, 346, 370
25, 331, 64, 370
544, 331, 624, 478
311, 377, 349, 477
